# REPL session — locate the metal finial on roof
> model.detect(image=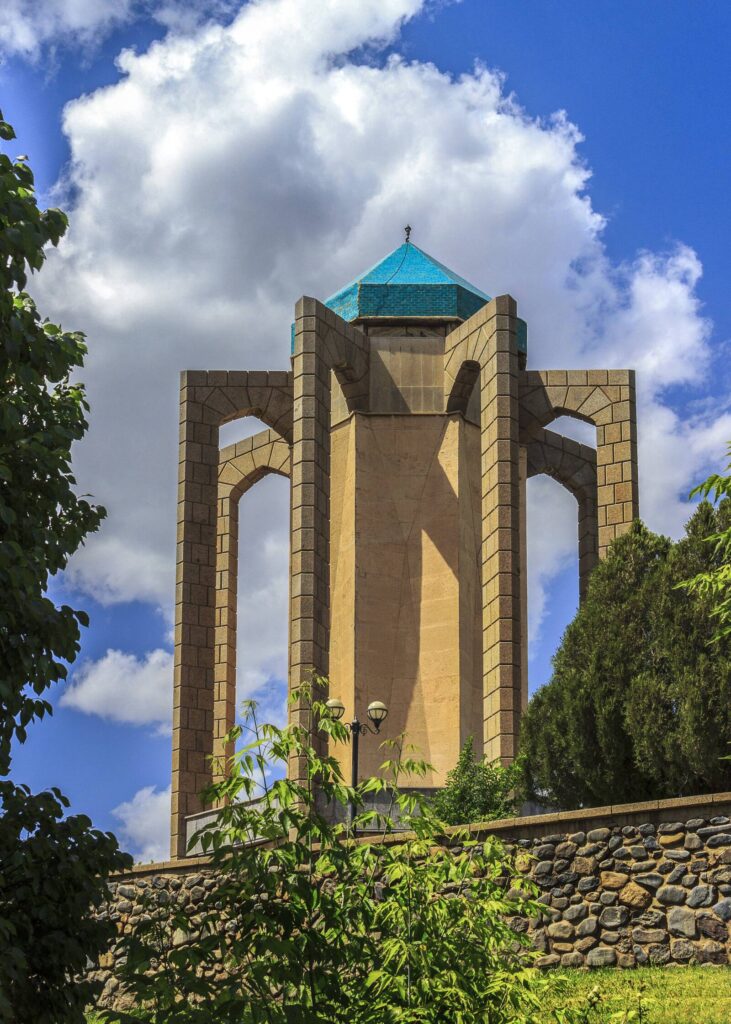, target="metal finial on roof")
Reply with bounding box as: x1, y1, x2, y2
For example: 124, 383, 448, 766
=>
404, 224, 411, 244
